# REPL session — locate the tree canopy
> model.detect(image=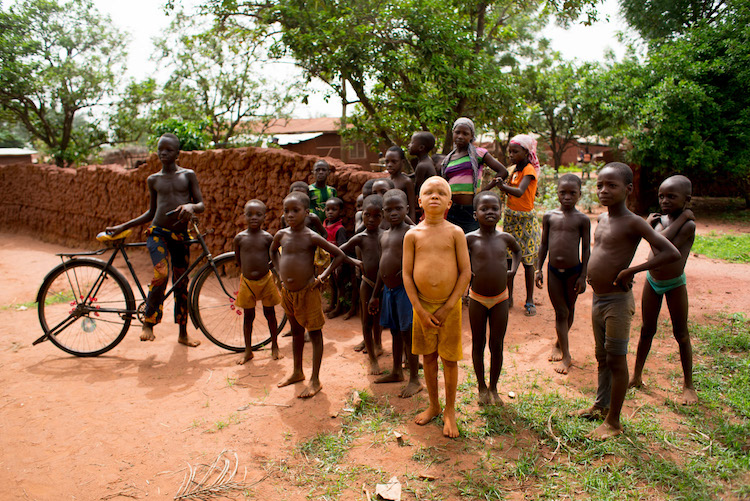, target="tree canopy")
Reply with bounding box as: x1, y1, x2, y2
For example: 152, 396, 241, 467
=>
0, 0, 127, 166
